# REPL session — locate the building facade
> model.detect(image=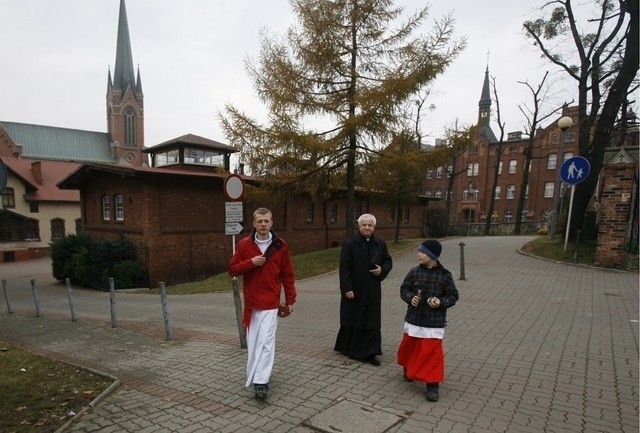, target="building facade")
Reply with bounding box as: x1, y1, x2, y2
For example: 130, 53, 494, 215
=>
424, 68, 580, 234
